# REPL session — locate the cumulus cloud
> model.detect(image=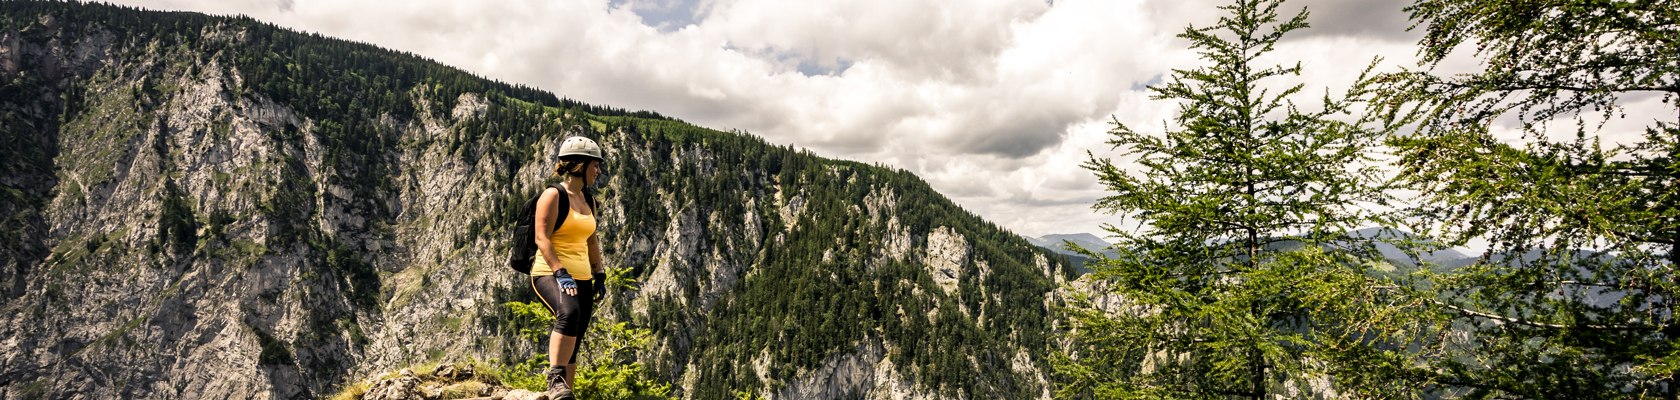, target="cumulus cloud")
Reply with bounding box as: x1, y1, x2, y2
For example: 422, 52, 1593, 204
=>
1290, 0, 1421, 42
1141, 0, 1421, 43
108, 0, 1423, 239
700, 0, 1046, 80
